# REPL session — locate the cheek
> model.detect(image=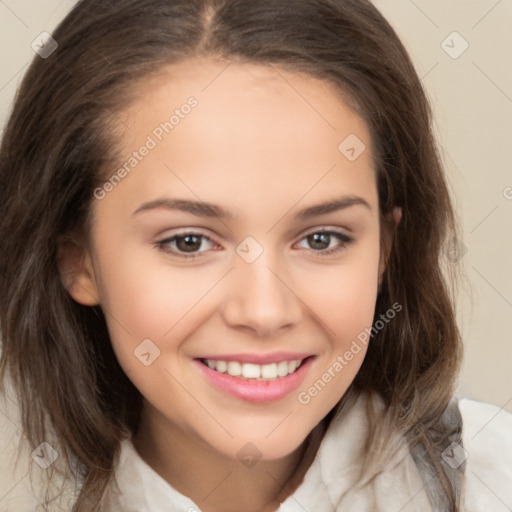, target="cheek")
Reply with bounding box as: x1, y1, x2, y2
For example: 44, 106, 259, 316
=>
311, 266, 377, 326
301, 240, 380, 338
95, 238, 212, 335
91, 237, 217, 379
295, 240, 380, 407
